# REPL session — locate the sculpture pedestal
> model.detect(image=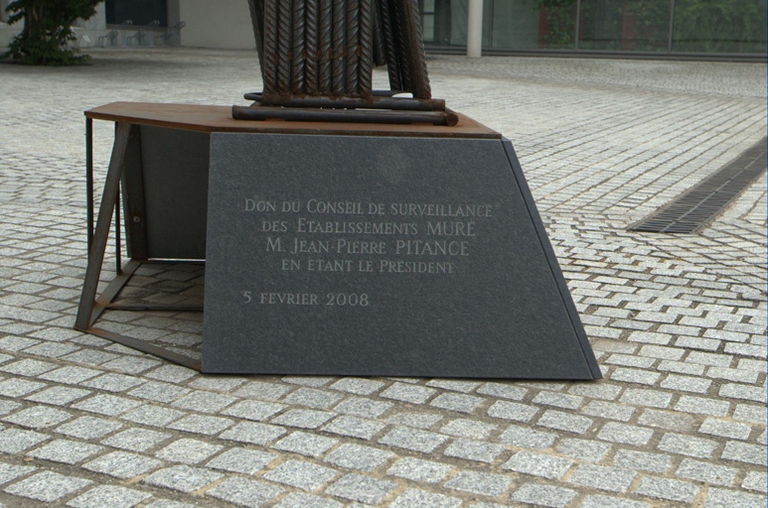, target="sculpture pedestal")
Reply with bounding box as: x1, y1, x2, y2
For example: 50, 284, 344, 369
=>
76, 102, 600, 379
